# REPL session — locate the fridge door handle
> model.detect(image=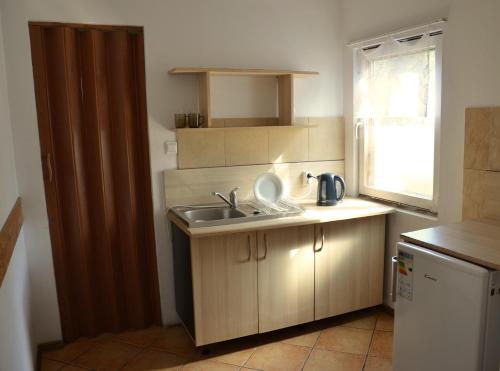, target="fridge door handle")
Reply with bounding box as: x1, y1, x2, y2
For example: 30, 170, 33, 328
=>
391, 256, 399, 302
